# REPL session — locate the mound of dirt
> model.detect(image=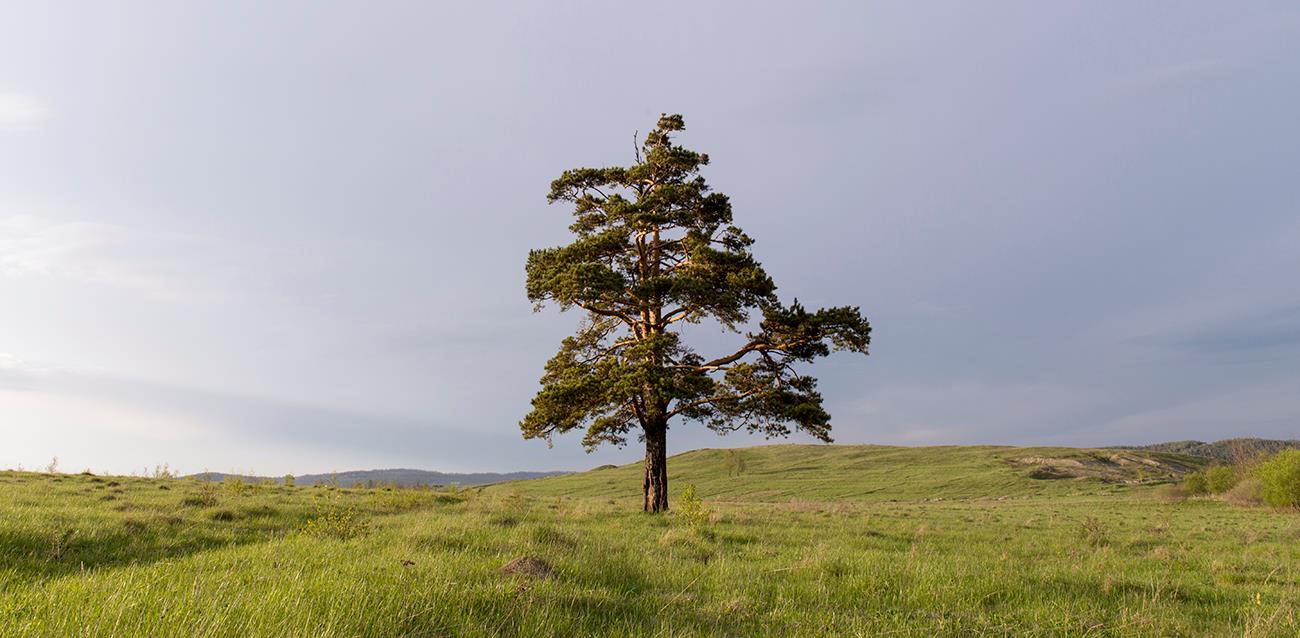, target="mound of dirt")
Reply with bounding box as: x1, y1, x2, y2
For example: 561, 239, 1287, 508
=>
500, 556, 553, 579
1011, 452, 1199, 483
